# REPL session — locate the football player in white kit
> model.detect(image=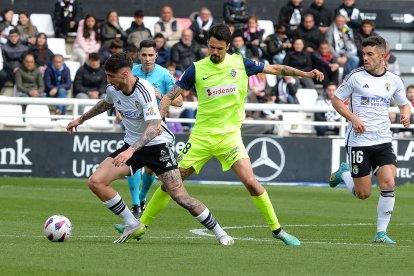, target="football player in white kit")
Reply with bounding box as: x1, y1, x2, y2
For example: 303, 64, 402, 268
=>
329, 36, 411, 244
66, 53, 233, 245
